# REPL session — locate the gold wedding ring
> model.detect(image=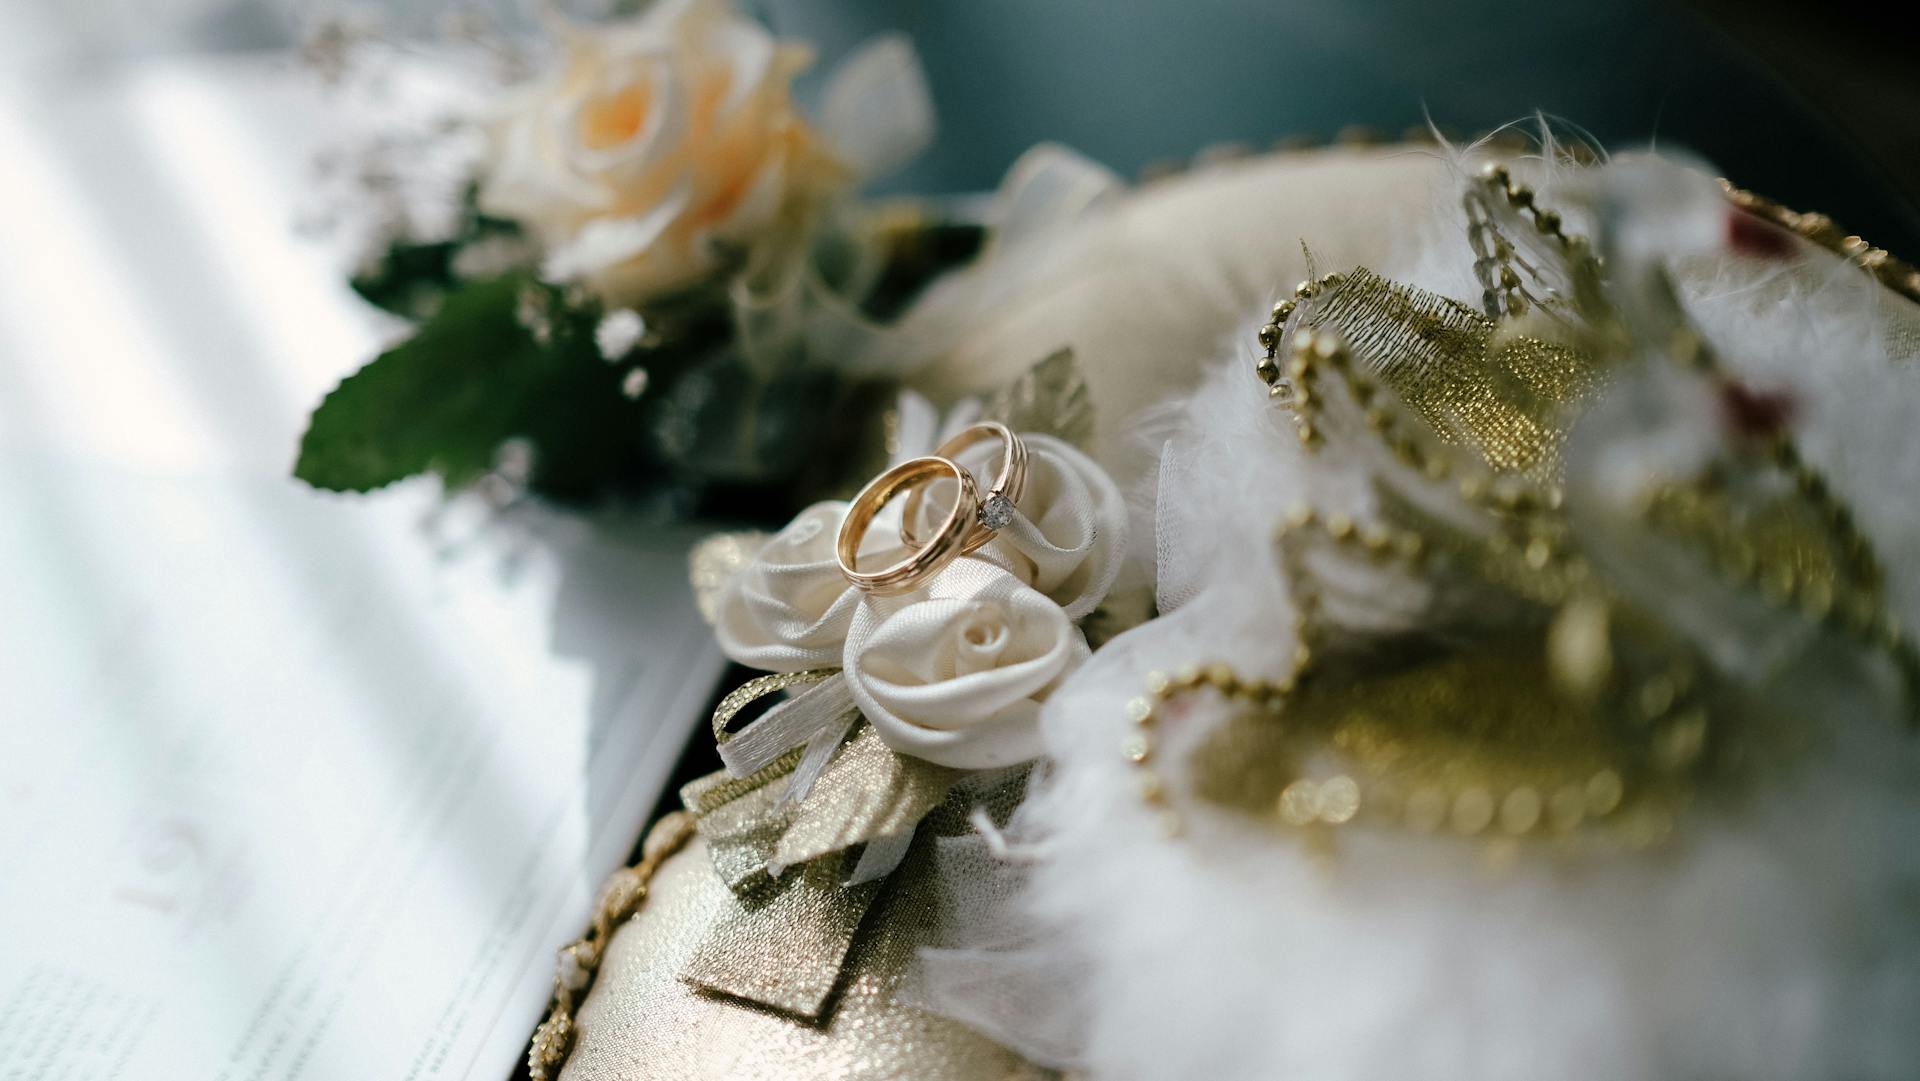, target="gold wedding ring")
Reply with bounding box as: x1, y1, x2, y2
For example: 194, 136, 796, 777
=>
900, 422, 1028, 553
837, 456, 980, 595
